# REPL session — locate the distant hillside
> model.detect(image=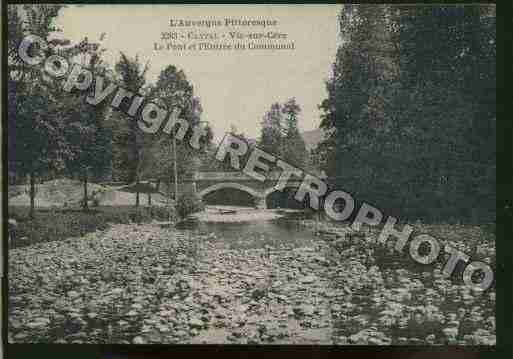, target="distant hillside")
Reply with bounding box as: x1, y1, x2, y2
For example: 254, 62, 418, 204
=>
301, 128, 328, 151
